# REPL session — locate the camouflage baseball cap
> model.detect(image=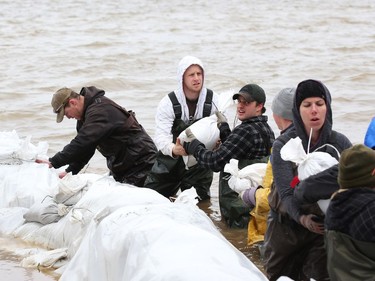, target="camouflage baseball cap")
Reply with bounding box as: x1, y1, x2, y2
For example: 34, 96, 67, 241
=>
51, 87, 74, 123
